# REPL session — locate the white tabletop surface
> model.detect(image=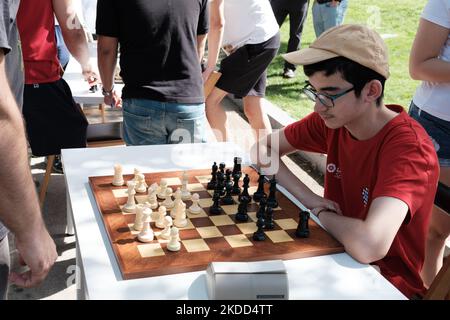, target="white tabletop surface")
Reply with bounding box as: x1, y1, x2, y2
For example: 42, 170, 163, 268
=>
61, 142, 407, 300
